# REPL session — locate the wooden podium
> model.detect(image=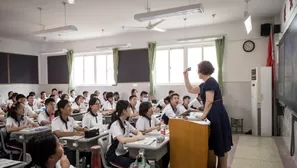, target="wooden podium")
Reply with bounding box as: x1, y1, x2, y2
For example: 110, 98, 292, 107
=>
169, 119, 209, 168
